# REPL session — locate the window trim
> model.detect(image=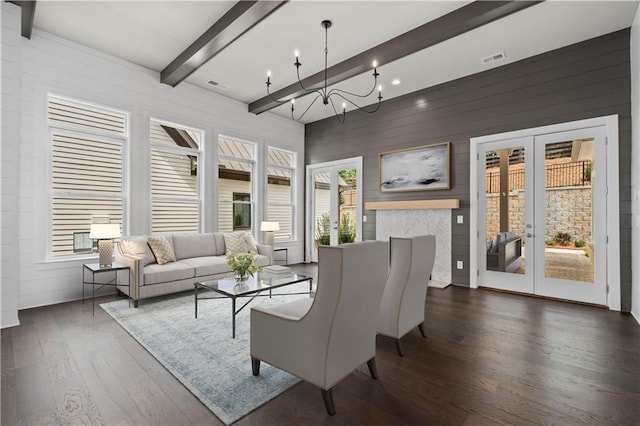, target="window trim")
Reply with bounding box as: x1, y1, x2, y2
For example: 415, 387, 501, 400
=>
266, 146, 296, 242
217, 134, 258, 233
149, 118, 204, 234
47, 94, 129, 261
